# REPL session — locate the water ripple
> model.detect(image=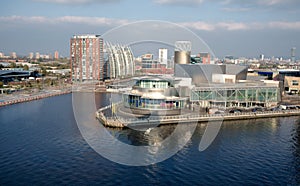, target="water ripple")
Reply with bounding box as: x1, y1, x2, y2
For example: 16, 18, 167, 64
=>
0, 94, 299, 185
